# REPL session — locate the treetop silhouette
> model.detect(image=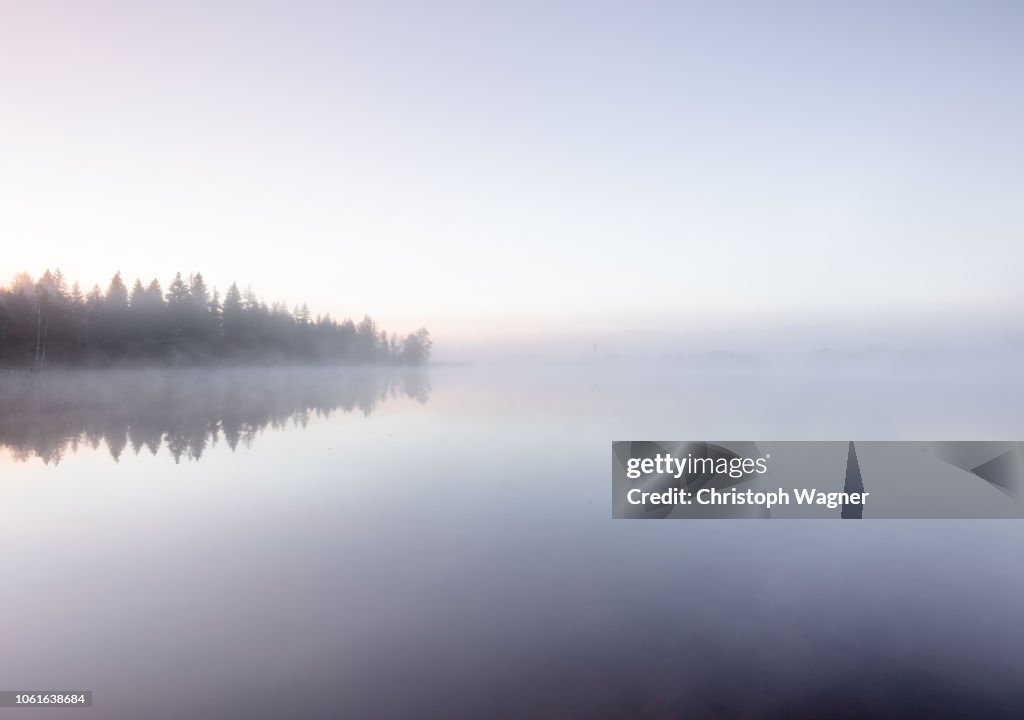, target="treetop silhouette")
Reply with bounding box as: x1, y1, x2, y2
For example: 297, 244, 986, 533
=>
0, 270, 431, 368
